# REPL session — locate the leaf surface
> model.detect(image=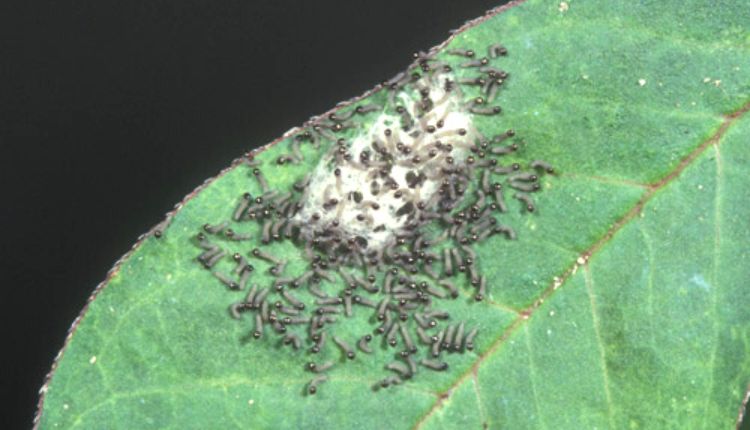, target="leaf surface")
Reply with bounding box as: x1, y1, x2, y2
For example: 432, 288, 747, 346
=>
37, 0, 750, 428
